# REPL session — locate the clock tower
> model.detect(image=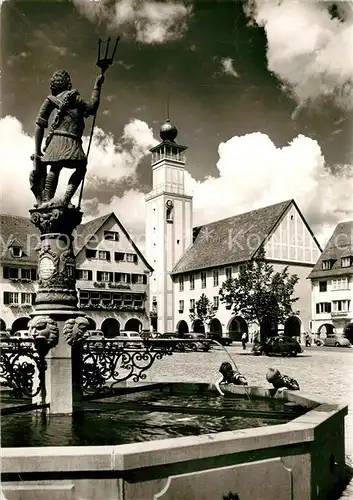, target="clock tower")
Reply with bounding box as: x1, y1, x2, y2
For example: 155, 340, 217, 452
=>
145, 119, 193, 333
